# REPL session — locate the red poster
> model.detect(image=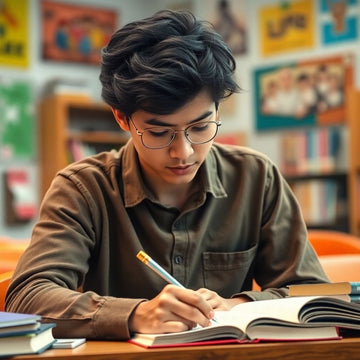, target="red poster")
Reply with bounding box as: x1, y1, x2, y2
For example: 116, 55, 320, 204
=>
41, 1, 117, 65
